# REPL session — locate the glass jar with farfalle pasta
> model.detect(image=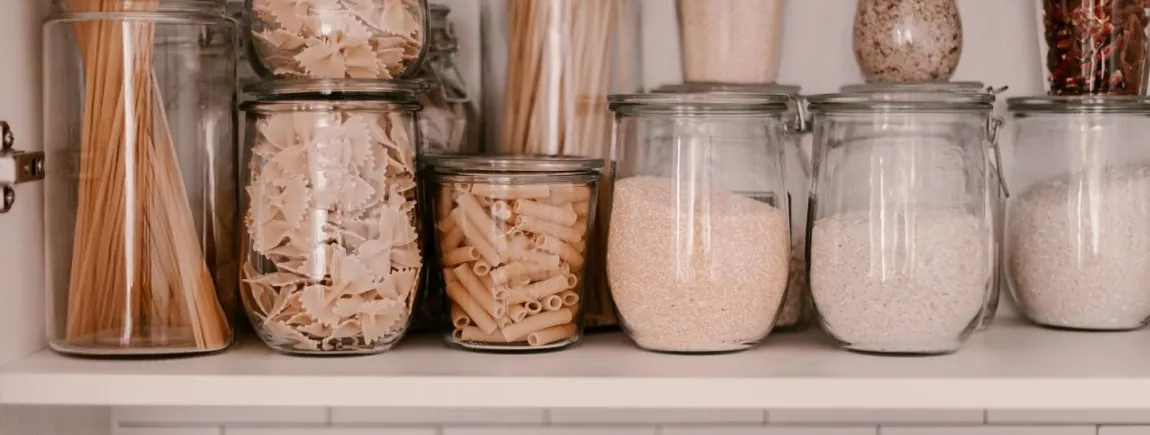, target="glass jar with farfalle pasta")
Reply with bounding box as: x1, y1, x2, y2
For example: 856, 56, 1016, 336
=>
424, 155, 603, 351
239, 79, 425, 355
244, 0, 430, 79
